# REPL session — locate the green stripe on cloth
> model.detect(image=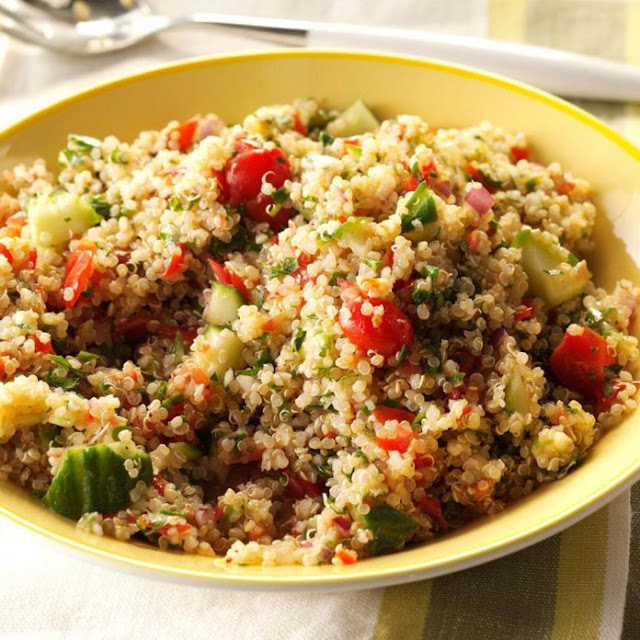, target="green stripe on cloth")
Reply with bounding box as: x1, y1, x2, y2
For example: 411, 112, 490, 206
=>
552, 506, 609, 640
422, 536, 560, 640
622, 484, 640, 639
373, 581, 432, 640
